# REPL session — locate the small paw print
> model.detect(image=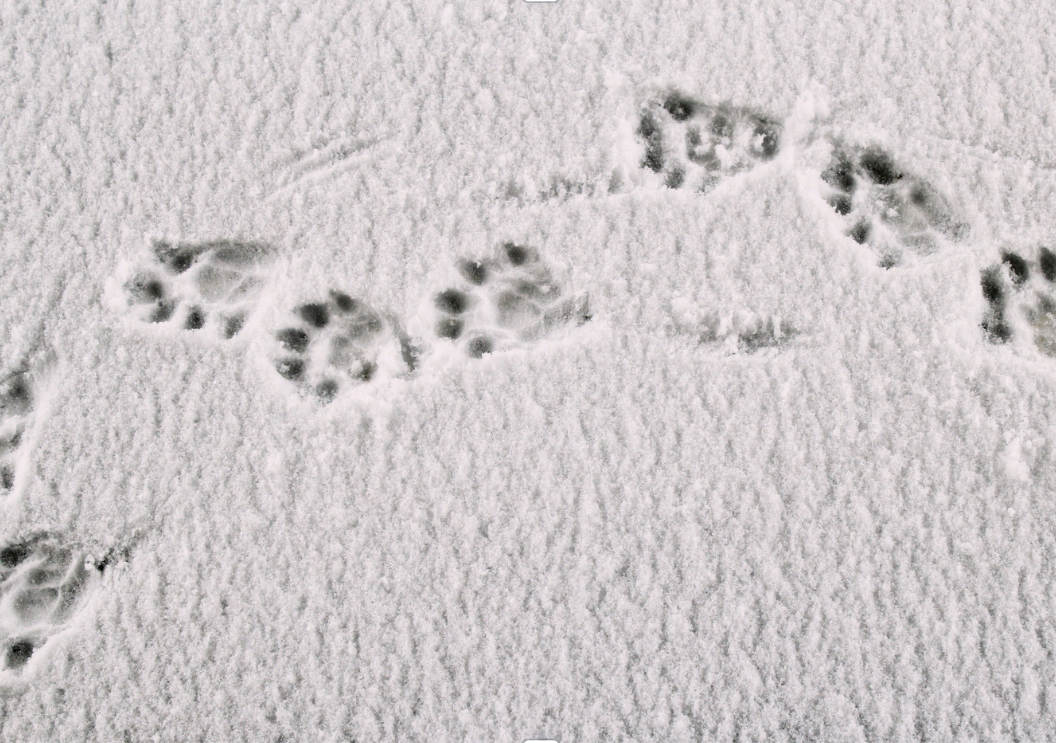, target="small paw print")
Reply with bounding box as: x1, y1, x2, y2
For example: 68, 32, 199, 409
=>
633, 89, 782, 192
430, 242, 591, 358
980, 246, 1056, 356
0, 534, 100, 680
108, 239, 272, 340
820, 144, 968, 266
268, 290, 417, 402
